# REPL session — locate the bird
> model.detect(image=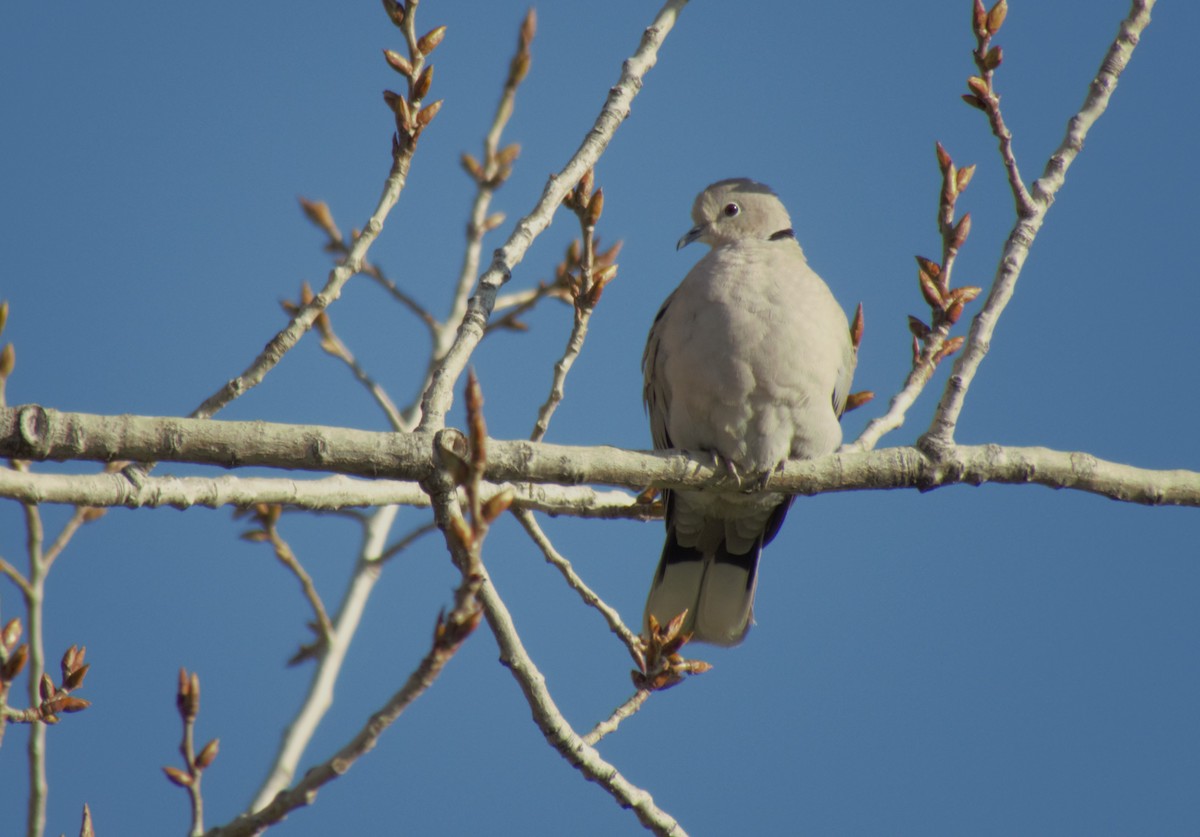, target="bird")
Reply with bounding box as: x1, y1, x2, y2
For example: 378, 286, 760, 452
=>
642, 178, 856, 646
